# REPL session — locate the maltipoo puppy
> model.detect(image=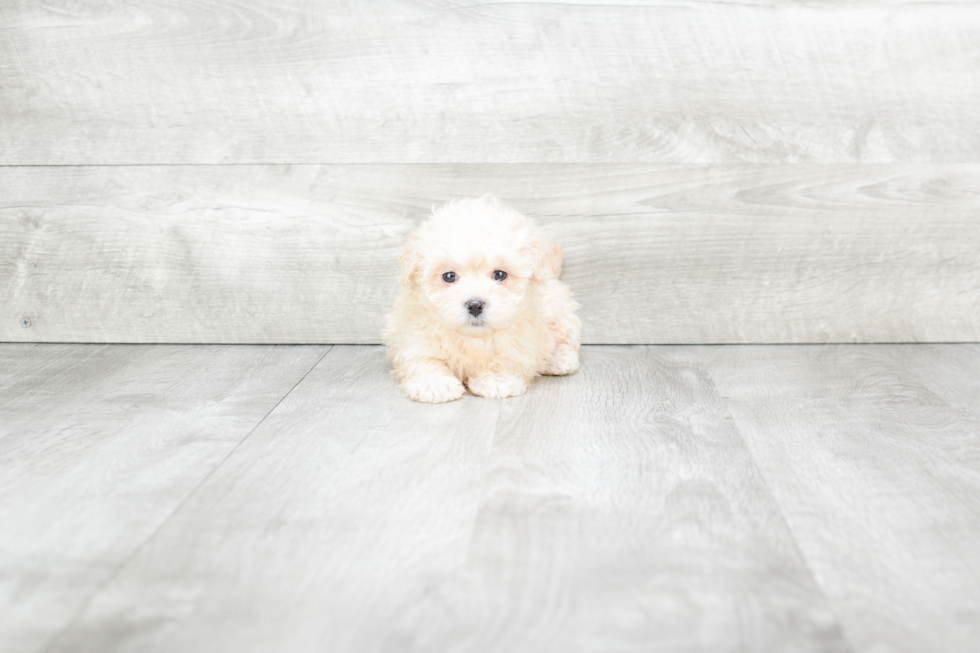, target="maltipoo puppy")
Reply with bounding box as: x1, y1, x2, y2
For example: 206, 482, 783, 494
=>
383, 196, 581, 403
